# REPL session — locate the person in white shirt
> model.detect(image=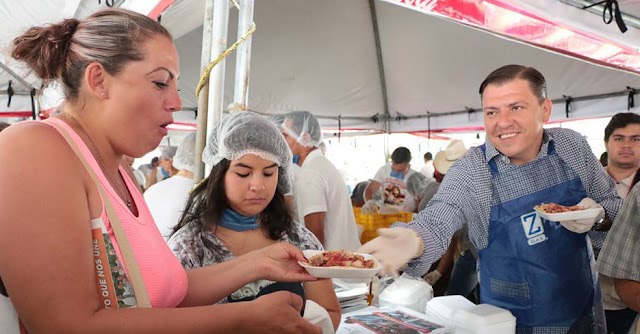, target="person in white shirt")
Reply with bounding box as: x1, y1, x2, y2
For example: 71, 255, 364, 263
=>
123, 155, 146, 192
144, 132, 197, 240
363, 147, 418, 213
601, 112, 640, 334
419, 152, 435, 181
278, 111, 361, 251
